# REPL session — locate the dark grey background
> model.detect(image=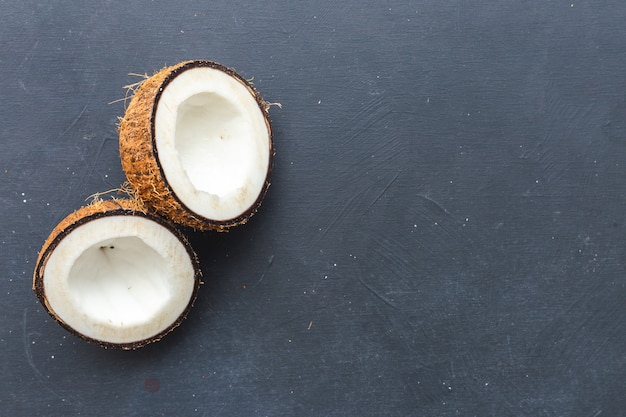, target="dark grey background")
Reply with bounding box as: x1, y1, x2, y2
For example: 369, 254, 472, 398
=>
1, 1, 625, 416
